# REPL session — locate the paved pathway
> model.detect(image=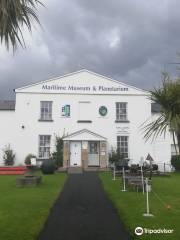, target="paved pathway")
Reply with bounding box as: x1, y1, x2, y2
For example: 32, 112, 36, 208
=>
38, 172, 131, 240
